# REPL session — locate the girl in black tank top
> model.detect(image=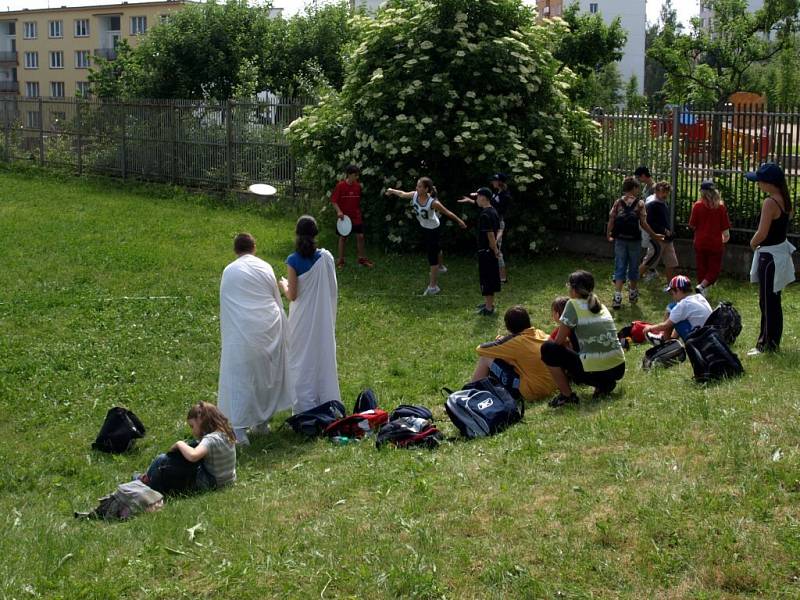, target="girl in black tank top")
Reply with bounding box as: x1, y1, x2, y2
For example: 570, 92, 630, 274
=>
761, 196, 790, 246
